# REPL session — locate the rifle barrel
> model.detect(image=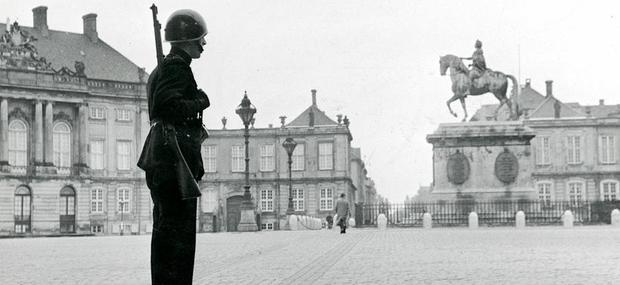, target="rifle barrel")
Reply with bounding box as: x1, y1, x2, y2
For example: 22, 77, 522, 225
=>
150, 4, 164, 66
